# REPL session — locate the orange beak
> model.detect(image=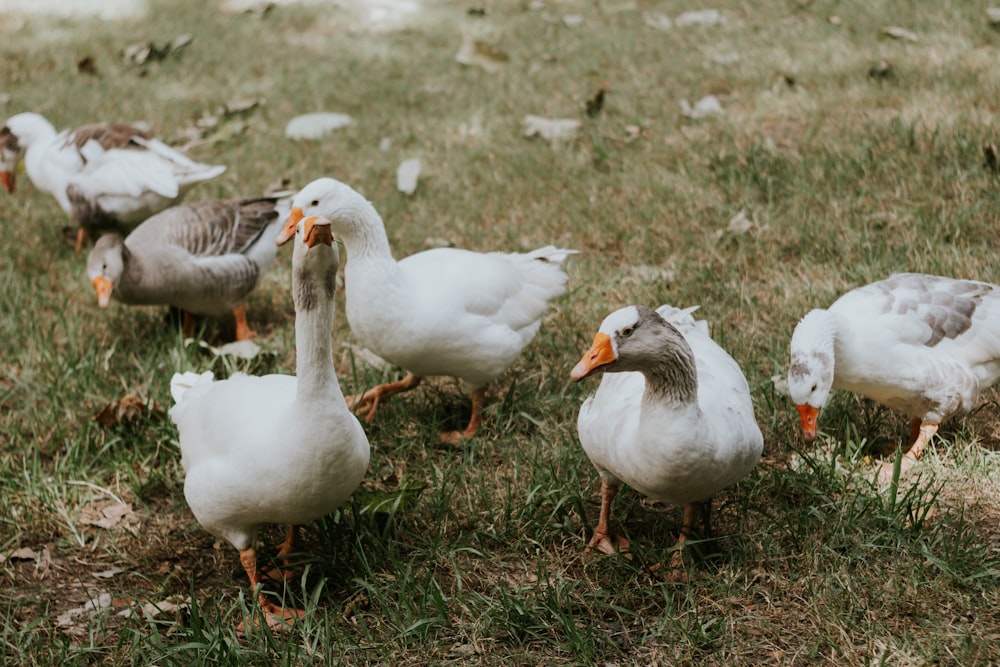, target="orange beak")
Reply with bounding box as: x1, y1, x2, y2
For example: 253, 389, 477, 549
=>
303, 216, 333, 248
795, 403, 820, 443
0, 171, 13, 193
276, 206, 304, 246
570, 332, 617, 381
92, 275, 113, 308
